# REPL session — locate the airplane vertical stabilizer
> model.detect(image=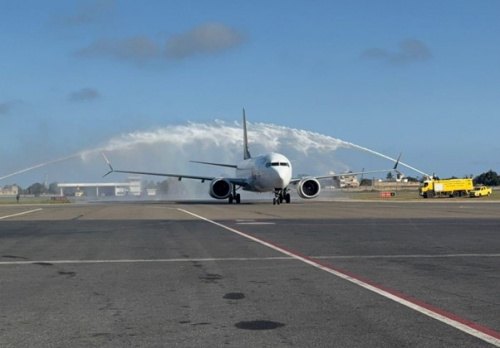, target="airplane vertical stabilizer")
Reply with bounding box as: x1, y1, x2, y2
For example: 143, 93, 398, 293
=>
243, 108, 251, 159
